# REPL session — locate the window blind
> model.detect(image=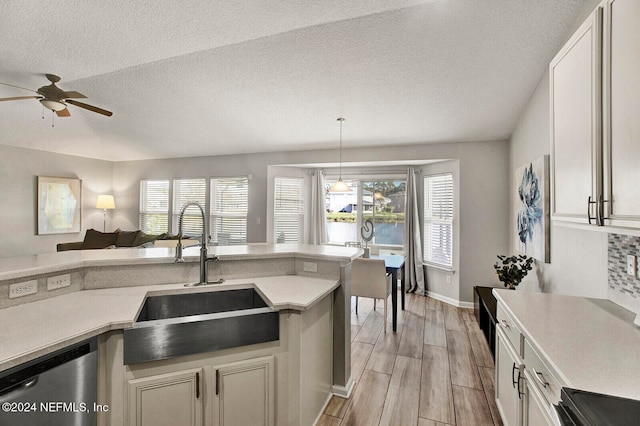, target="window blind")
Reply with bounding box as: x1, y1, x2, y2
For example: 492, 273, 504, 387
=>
139, 180, 169, 234
172, 178, 206, 237
210, 177, 248, 245
274, 177, 304, 244
423, 173, 453, 267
